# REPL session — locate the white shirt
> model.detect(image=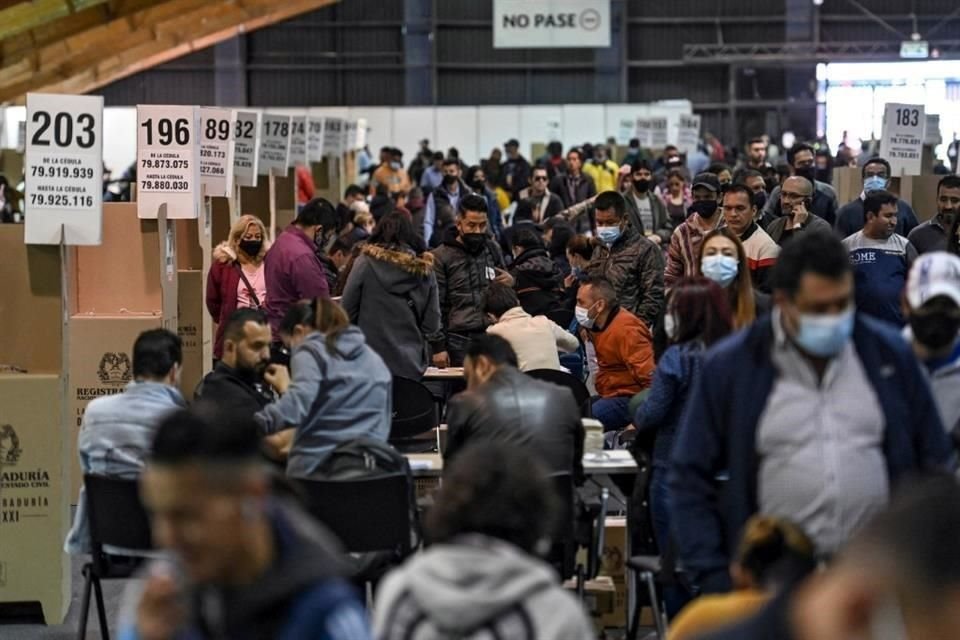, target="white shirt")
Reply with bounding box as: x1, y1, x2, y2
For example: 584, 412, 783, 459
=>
487, 307, 579, 372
